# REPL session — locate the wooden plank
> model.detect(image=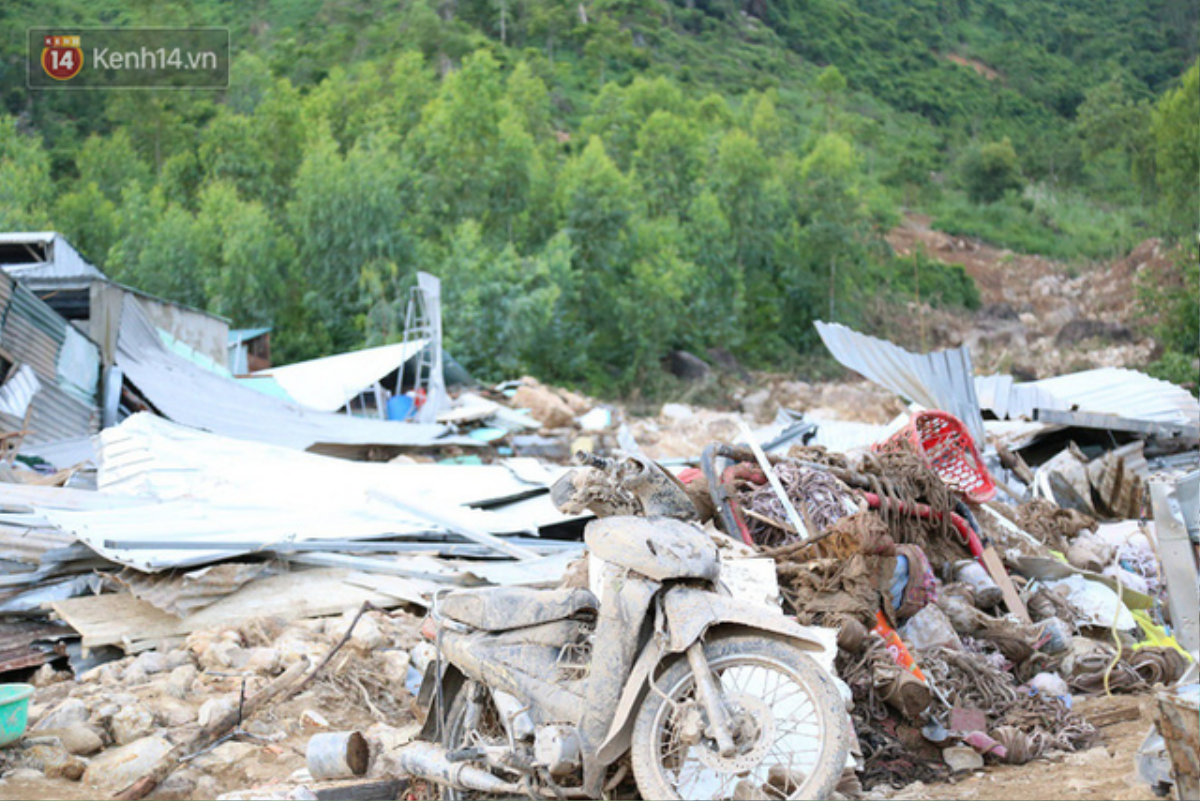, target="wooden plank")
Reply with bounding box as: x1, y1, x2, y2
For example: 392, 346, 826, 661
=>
1085, 705, 1142, 728
51, 569, 397, 651
980, 545, 1031, 624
